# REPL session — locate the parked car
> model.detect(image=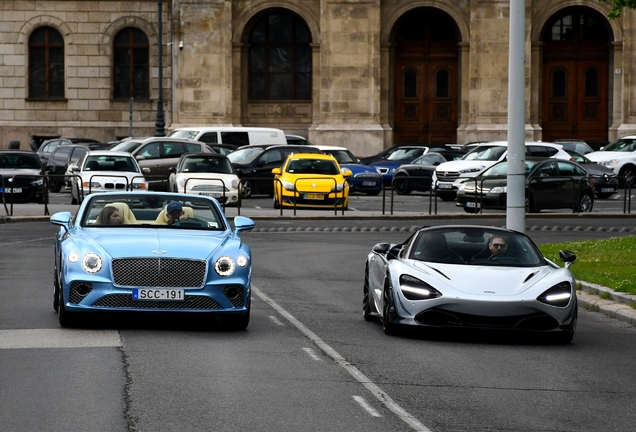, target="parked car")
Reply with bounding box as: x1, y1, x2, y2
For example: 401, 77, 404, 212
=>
586, 135, 636, 187
363, 225, 578, 343
0, 150, 45, 203
271, 153, 351, 209
369, 145, 433, 186
392, 151, 465, 195
45, 144, 91, 192
564, 149, 619, 199
455, 158, 595, 213
36, 138, 104, 165
433, 141, 572, 201
168, 153, 240, 206
554, 139, 595, 155
227, 144, 321, 198
167, 126, 287, 146
50, 191, 255, 328
207, 143, 239, 155
317, 145, 383, 195
358, 142, 432, 165
110, 137, 212, 190
285, 134, 314, 145
69, 151, 148, 204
